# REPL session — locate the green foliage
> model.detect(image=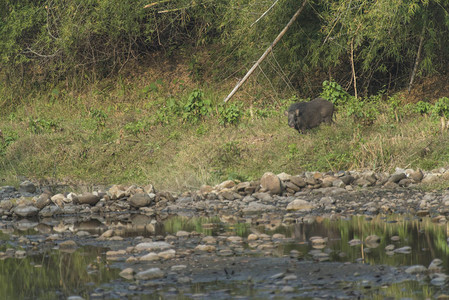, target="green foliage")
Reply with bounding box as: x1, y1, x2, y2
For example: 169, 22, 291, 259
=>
432, 97, 449, 118
154, 97, 182, 125
28, 118, 59, 134
218, 103, 243, 126
344, 96, 380, 125
183, 89, 212, 123
414, 101, 433, 115
321, 80, 351, 105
